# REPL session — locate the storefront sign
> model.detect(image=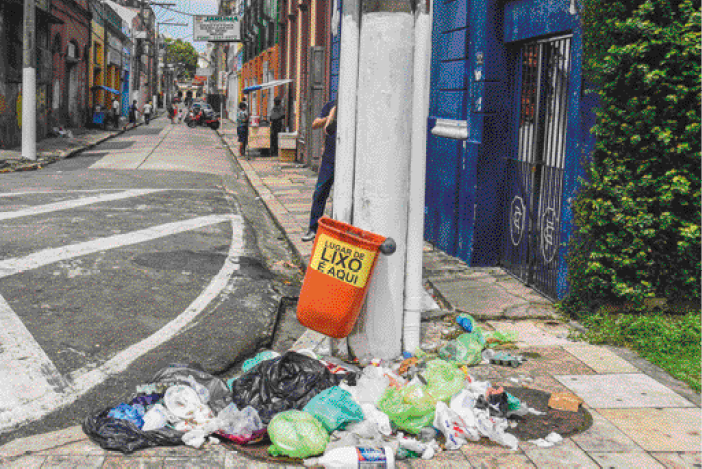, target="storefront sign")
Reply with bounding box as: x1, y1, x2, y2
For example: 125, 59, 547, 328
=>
193, 16, 241, 42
